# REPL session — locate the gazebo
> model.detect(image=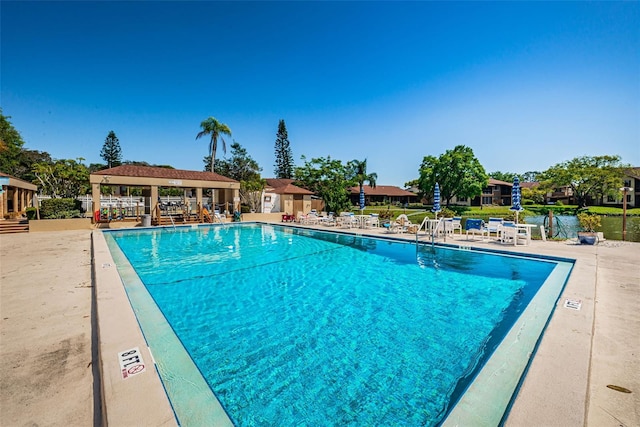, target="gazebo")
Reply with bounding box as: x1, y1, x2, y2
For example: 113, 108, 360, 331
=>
0, 172, 38, 219
89, 165, 240, 225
